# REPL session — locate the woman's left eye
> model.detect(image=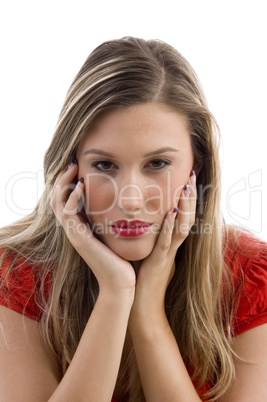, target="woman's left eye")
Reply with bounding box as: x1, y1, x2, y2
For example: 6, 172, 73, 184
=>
145, 159, 171, 169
